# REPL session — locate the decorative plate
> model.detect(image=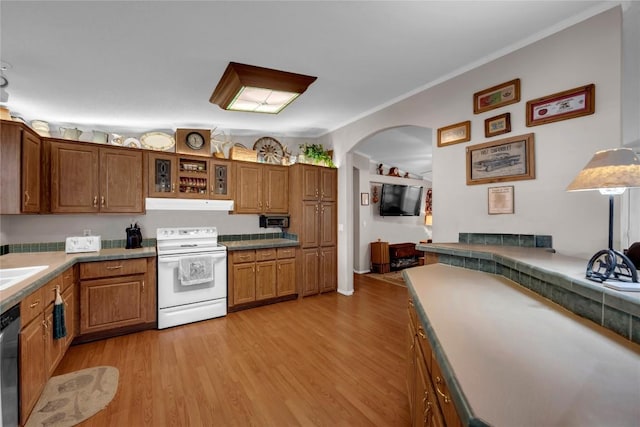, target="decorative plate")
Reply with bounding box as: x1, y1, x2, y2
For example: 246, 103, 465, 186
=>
123, 137, 141, 148
140, 132, 175, 151
253, 137, 284, 164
